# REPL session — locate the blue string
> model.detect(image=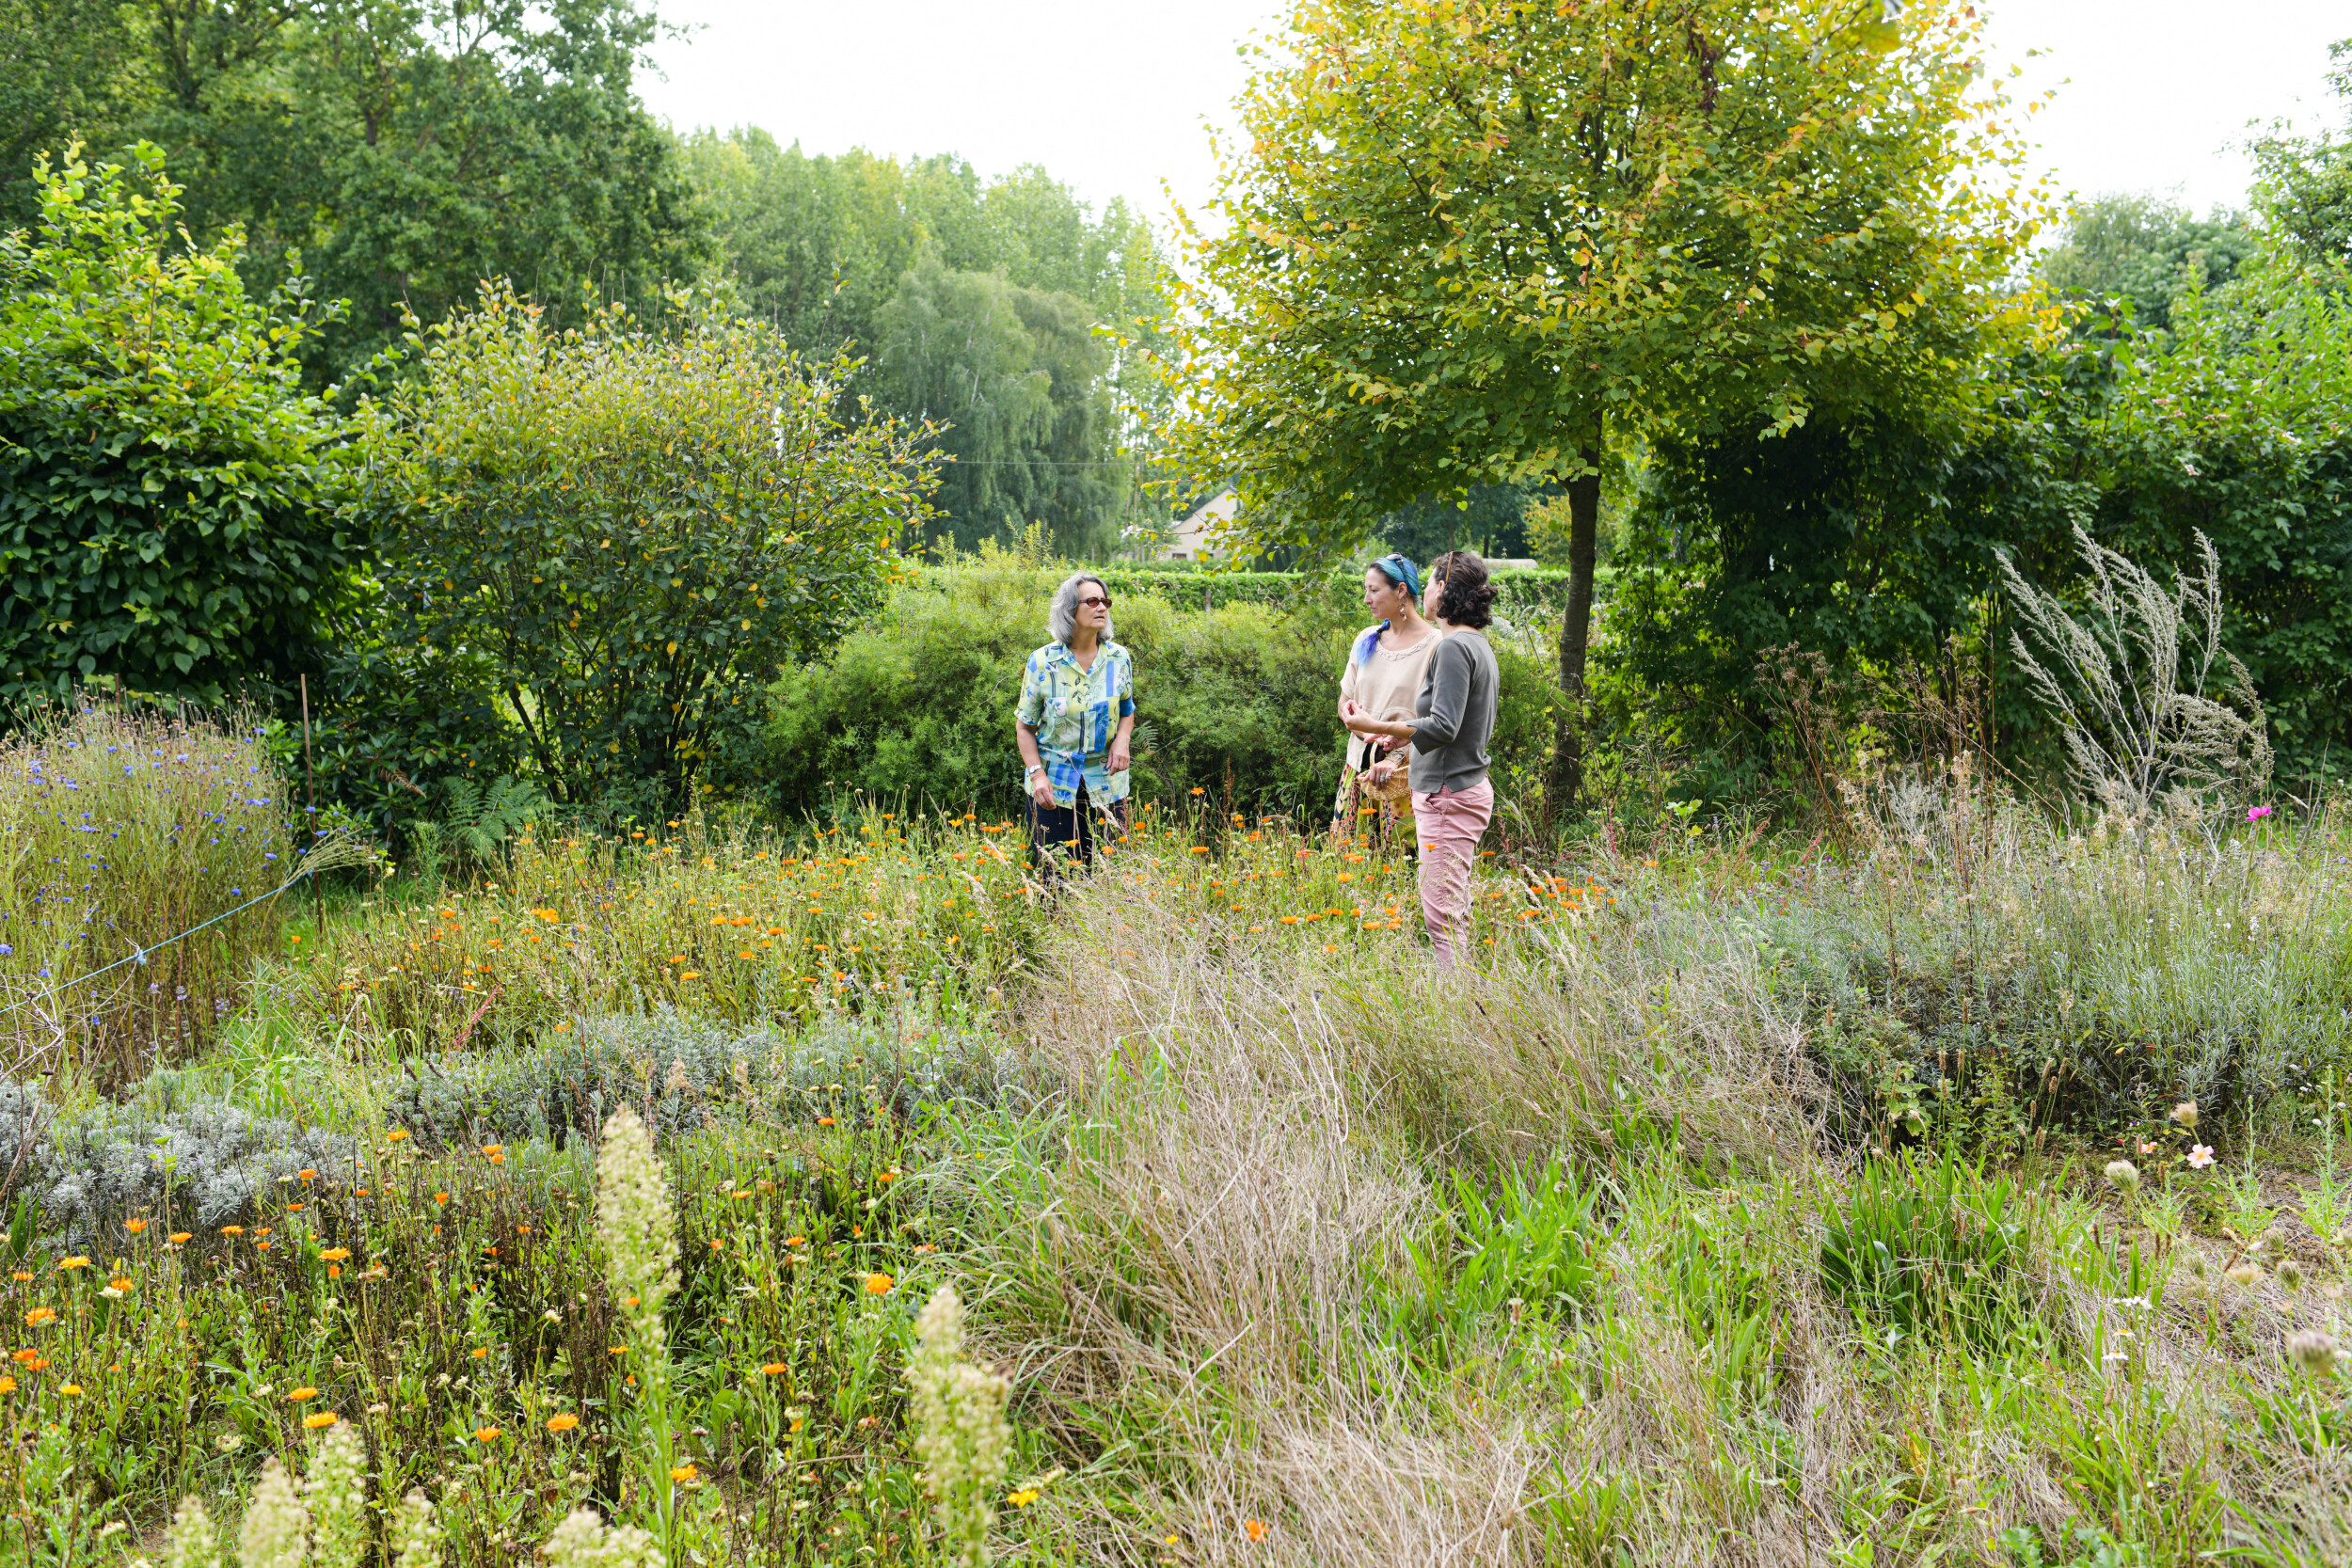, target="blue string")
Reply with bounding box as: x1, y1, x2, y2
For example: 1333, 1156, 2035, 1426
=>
0, 865, 319, 1022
